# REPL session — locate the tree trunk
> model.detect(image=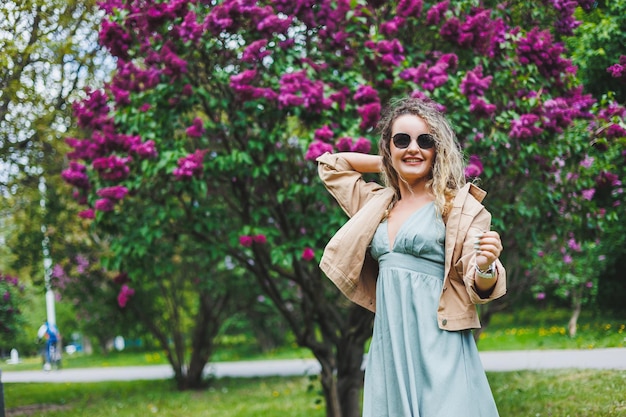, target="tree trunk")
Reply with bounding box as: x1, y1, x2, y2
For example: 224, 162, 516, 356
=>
568, 291, 582, 338
311, 305, 372, 417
